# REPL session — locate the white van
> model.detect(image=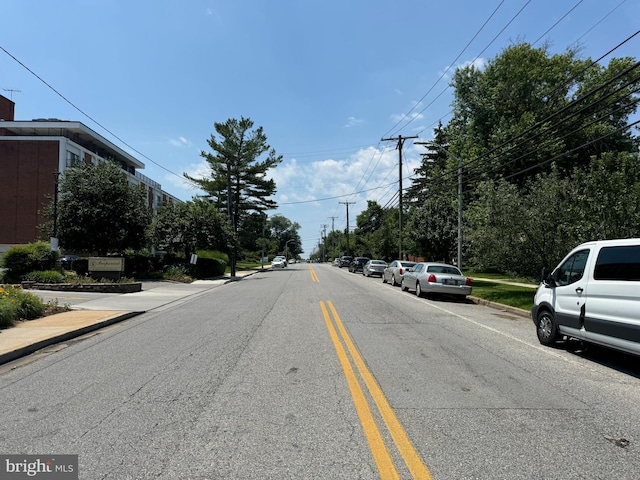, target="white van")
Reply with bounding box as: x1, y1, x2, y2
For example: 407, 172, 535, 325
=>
532, 238, 640, 356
